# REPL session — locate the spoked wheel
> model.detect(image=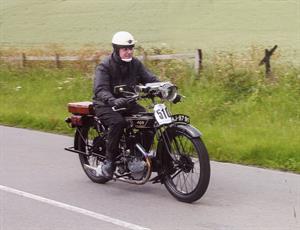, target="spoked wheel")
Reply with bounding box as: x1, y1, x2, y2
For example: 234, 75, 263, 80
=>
163, 129, 210, 203
75, 125, 109, 184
